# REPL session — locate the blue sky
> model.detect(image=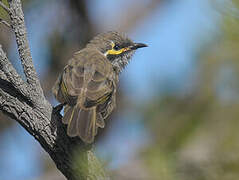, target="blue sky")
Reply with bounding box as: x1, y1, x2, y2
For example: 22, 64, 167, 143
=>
88, 0, 219, 101
0, 0, 220, 179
